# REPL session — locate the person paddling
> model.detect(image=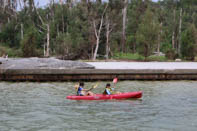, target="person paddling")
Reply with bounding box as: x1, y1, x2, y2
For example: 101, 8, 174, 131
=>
76, 82, 94, 96
103, 78, 121, 95
103, 83, 113, 95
